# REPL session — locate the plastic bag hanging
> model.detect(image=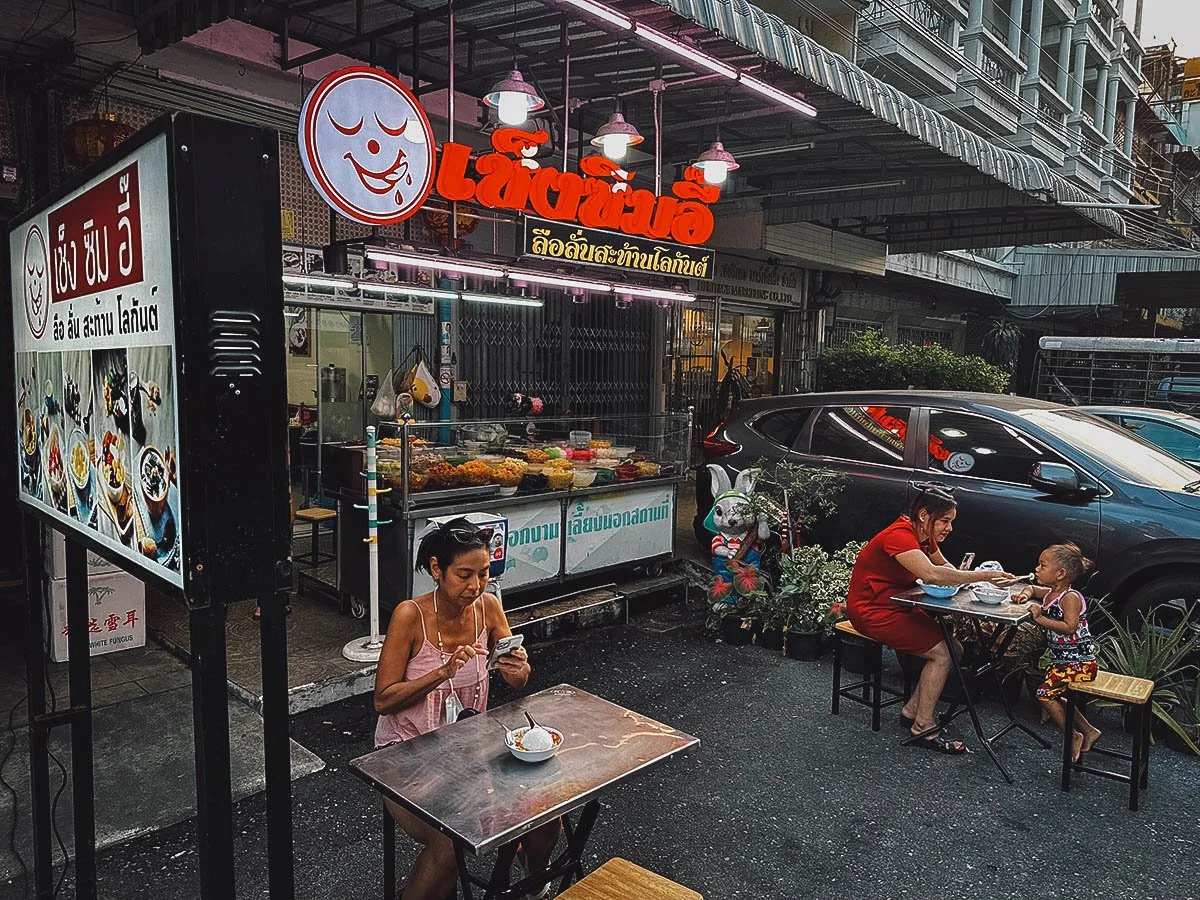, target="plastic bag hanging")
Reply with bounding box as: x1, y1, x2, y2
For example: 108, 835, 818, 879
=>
370, 367, 397, 419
